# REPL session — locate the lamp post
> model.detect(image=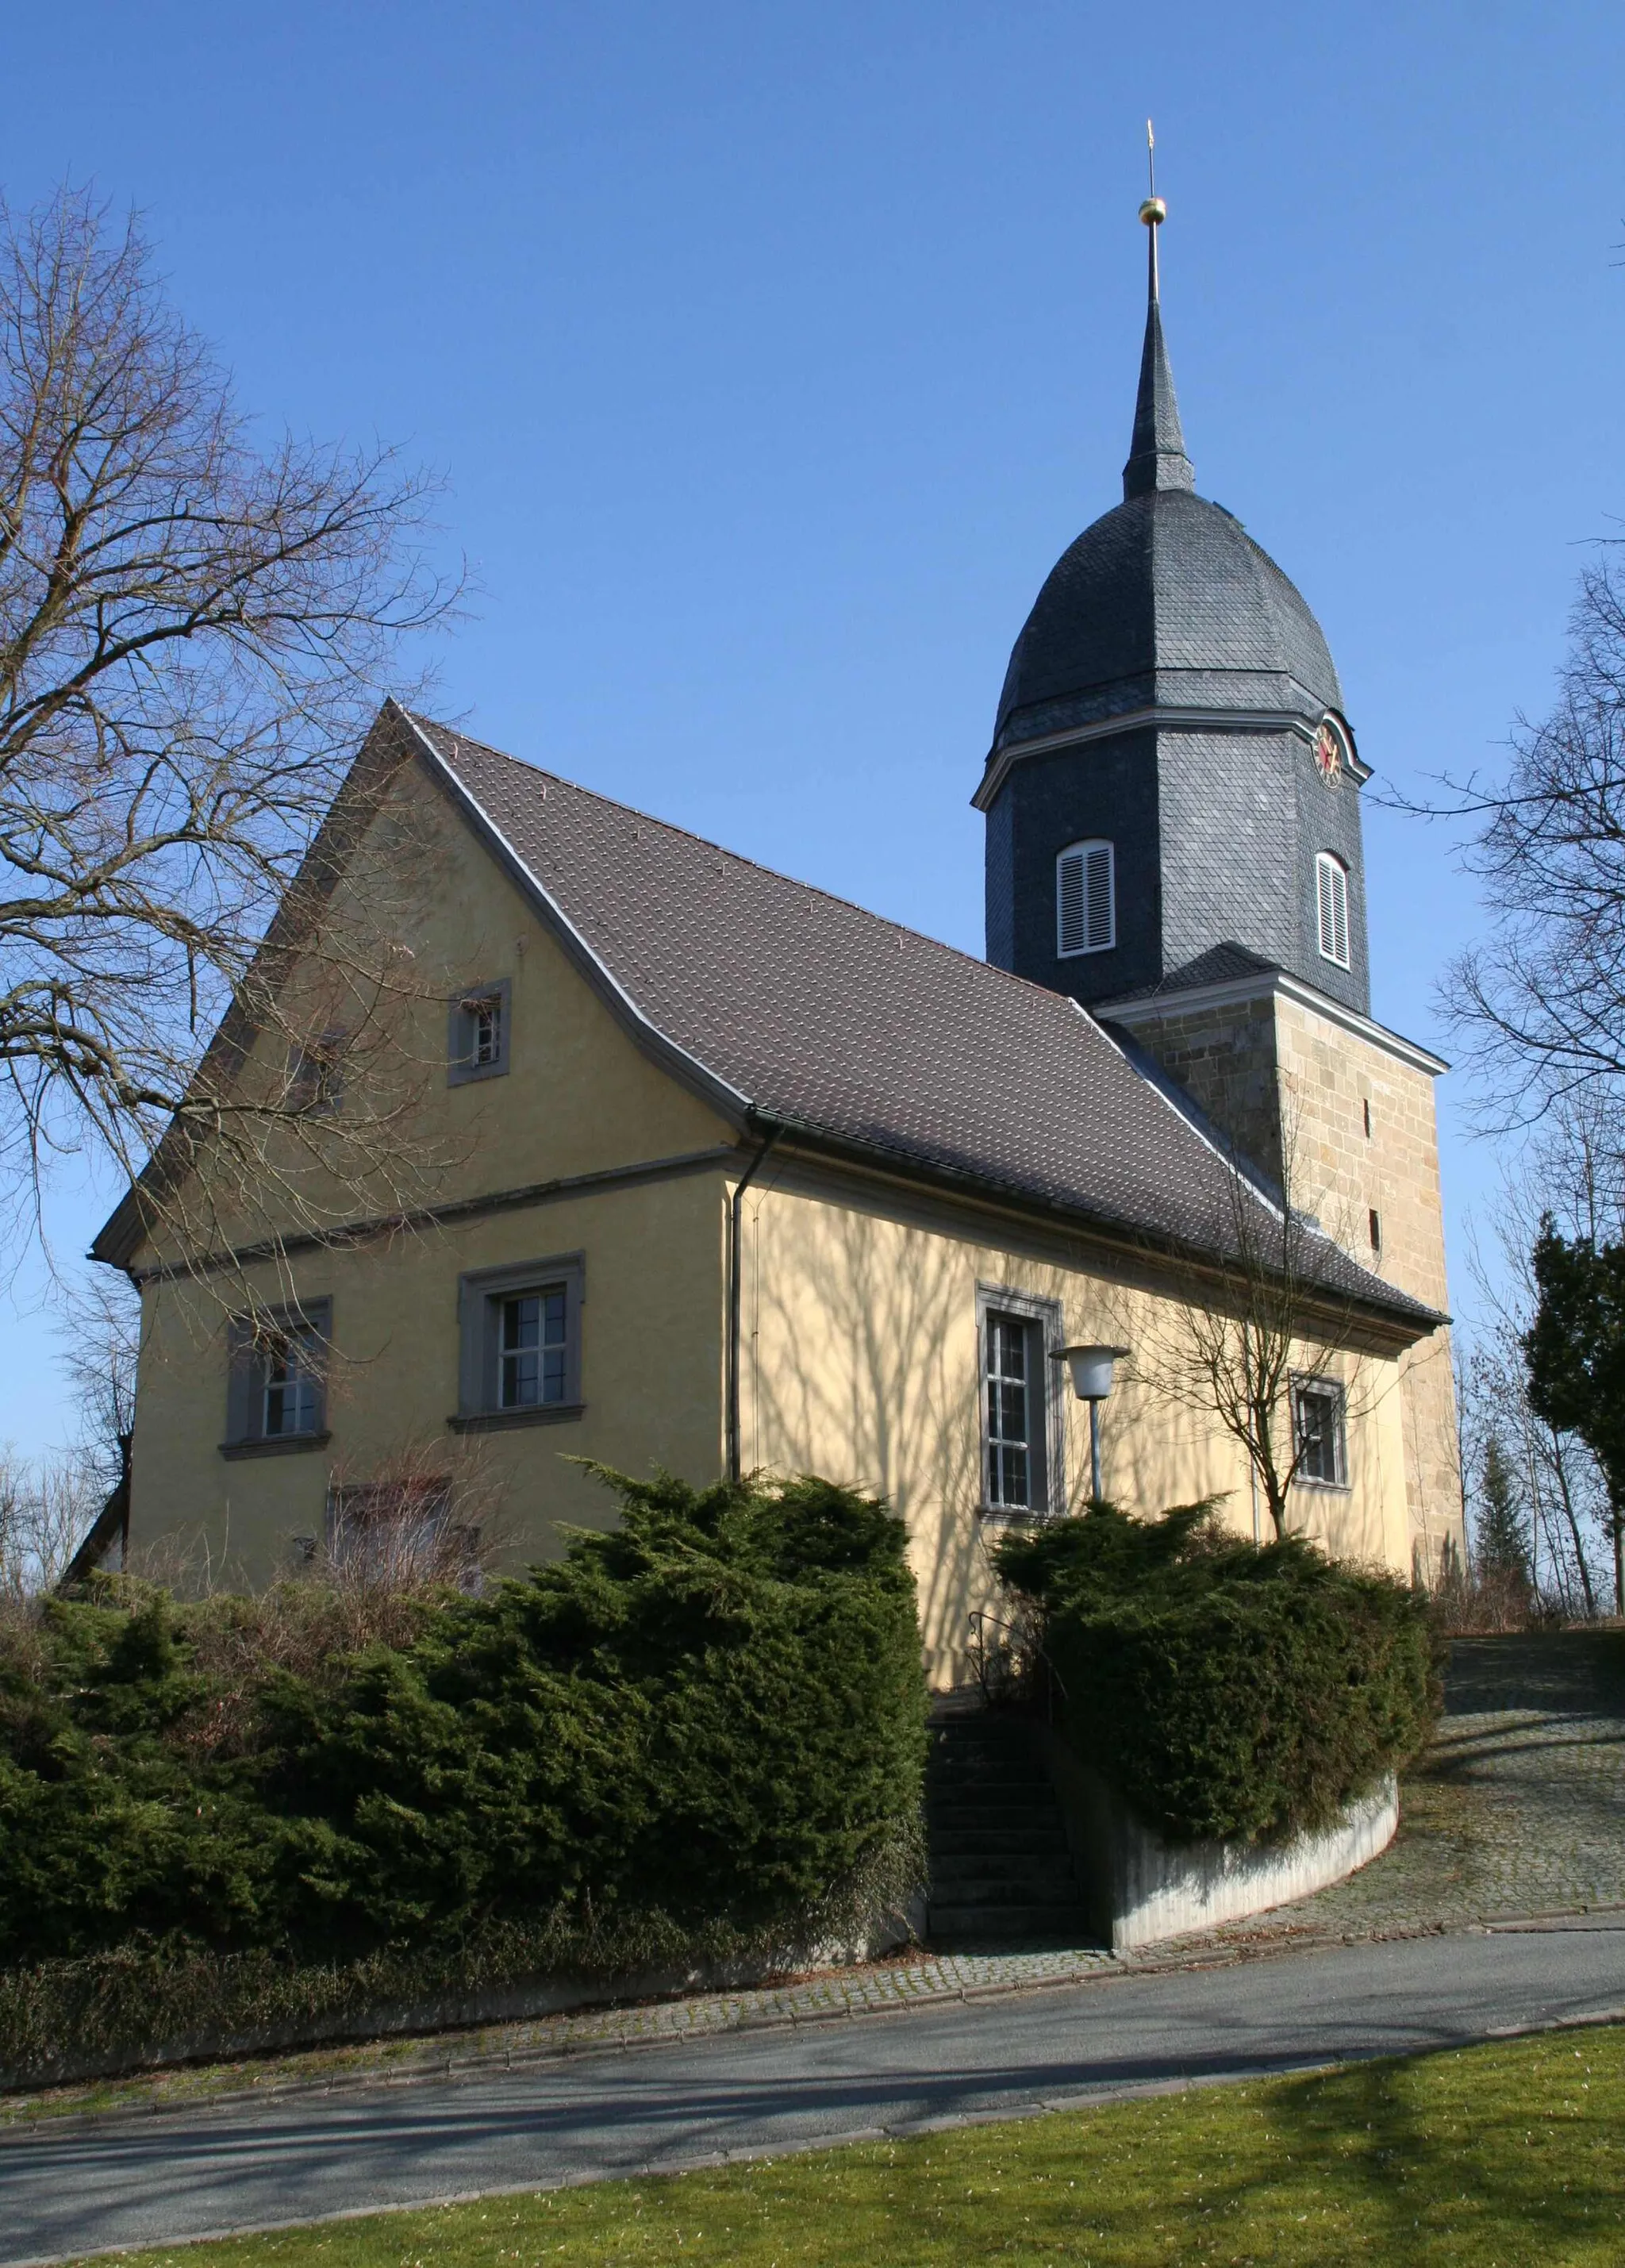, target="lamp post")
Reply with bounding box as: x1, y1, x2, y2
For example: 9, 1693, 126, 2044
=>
1058, 1344, 1131, 1505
